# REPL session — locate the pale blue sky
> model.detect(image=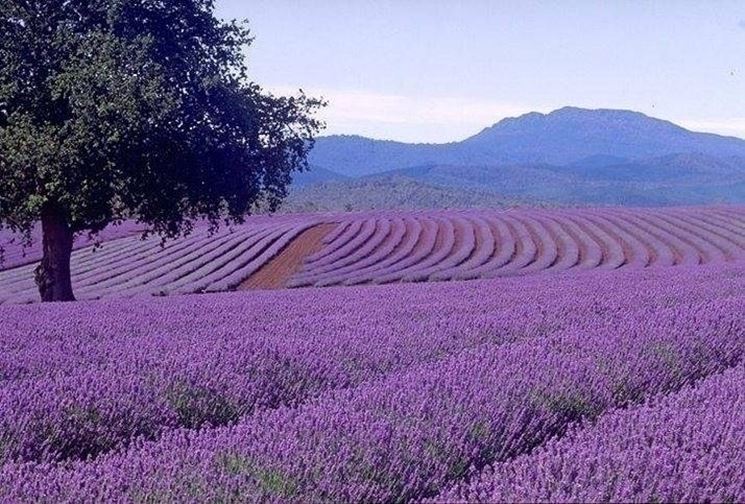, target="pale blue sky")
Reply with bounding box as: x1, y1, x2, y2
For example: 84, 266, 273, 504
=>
216, 1, 745, 142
